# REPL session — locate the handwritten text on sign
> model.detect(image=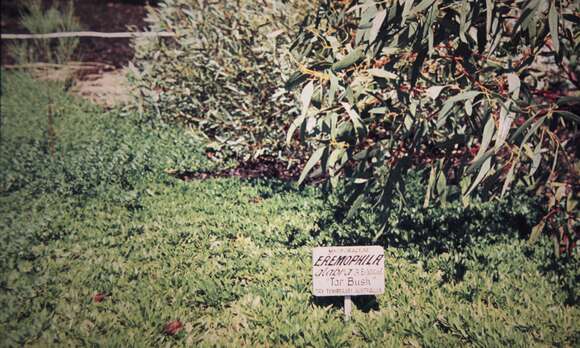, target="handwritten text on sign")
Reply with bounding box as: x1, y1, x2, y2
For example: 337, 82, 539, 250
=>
312, 246, 385, 297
